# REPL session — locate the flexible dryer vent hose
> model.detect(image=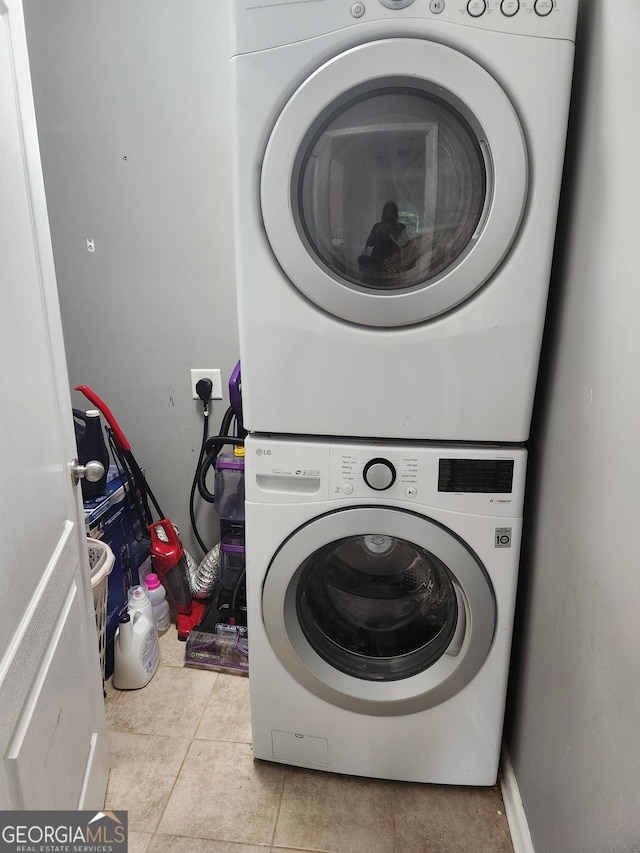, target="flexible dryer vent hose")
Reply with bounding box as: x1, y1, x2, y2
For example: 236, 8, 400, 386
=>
186, 544, 221, 599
